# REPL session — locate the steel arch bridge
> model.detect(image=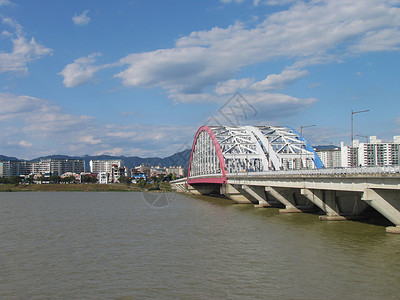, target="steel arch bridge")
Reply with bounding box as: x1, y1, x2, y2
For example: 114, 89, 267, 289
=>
187, 125, 324, 184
